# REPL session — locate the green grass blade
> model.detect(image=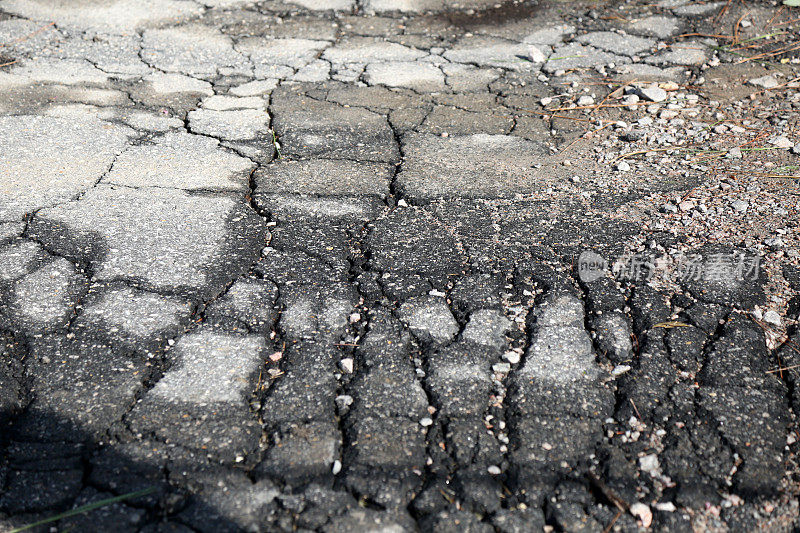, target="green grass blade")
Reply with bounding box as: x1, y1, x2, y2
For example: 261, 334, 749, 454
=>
8, 487, 156, 533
